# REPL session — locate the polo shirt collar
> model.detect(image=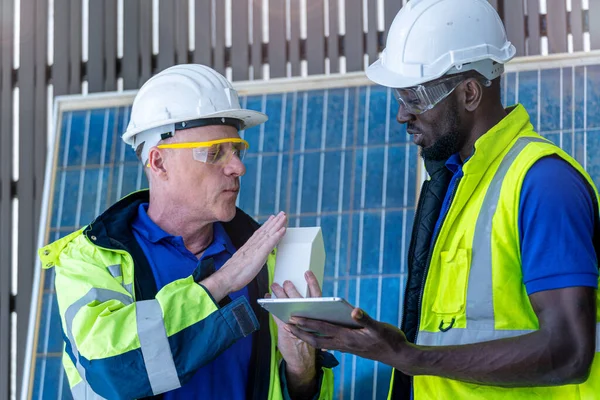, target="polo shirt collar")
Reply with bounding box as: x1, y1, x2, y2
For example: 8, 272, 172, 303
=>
134, 203, 236, 255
